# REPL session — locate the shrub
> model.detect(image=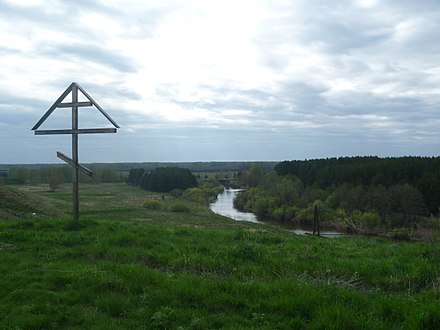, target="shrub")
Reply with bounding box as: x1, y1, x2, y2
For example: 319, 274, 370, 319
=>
182, 188, 206, 204
170, 188, 183, 198
170, 202, 191, 213
361, 211, 381, 229
272, 206, 286, 220
296, 206, 314, 225
285, 206, 297, 220
150, 306, 175, 329
142, 199, 161, 210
